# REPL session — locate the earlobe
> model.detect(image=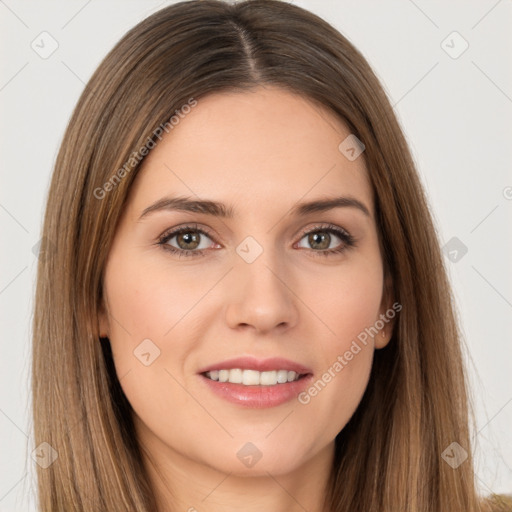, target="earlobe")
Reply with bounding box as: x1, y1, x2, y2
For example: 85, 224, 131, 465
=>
375, 328, 391, 349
